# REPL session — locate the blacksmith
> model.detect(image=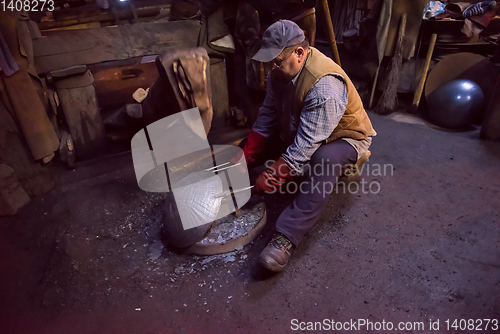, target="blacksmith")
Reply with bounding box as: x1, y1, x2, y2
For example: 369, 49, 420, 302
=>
242, 20, 377, 272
